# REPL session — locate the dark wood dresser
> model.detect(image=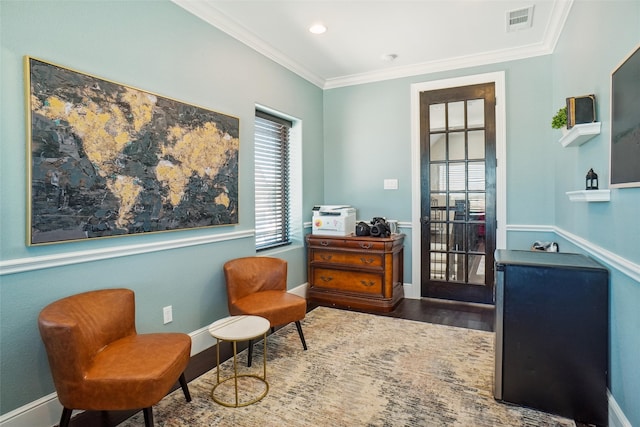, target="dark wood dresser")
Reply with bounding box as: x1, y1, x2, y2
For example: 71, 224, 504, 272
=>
306, 233, 404, 313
